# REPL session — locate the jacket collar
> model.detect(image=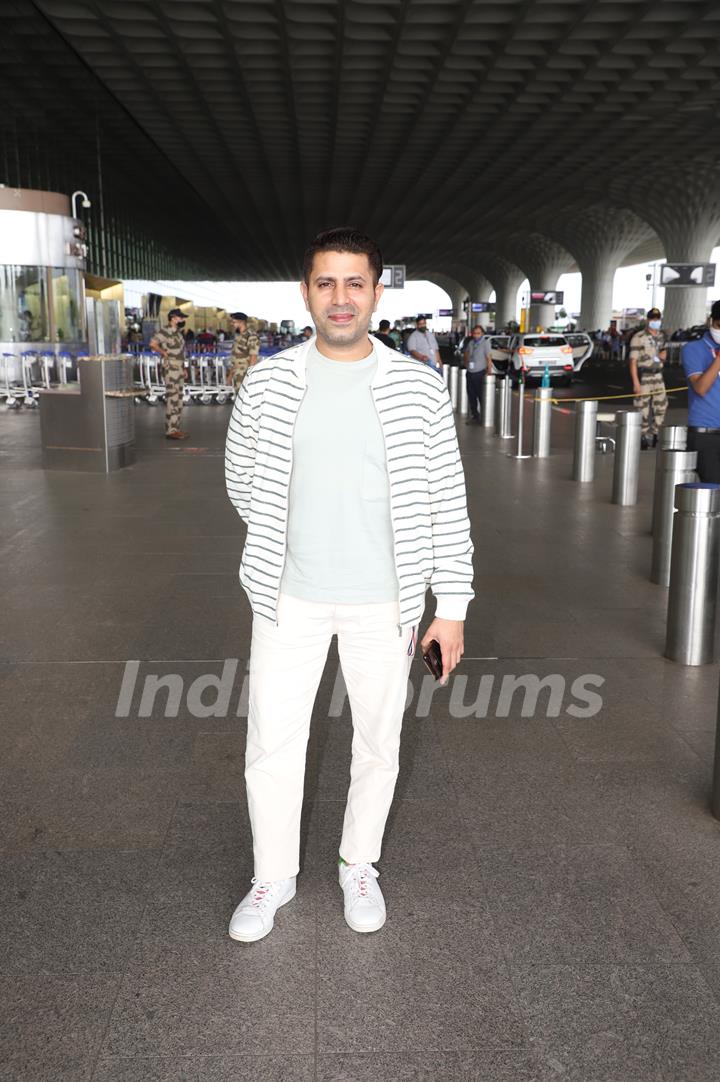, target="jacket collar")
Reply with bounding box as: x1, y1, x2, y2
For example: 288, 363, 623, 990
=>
282, 334, 396, 387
